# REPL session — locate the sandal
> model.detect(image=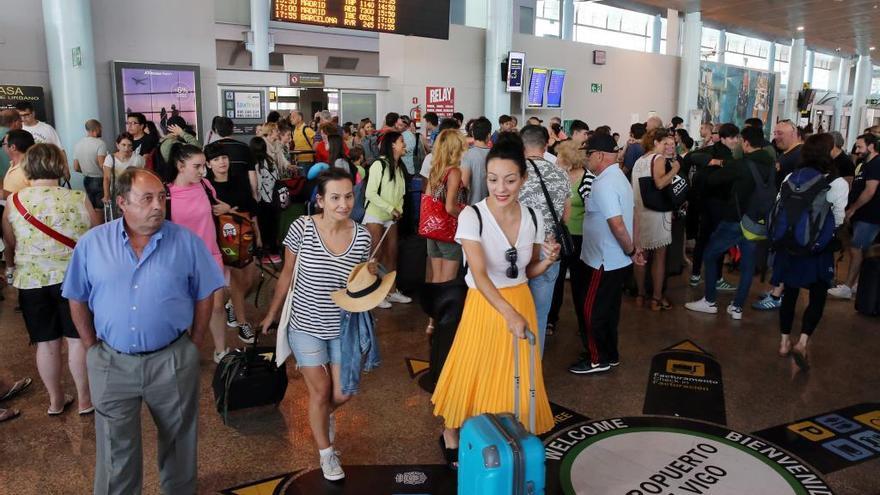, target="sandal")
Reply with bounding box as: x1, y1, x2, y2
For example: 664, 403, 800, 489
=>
0, 377, 32, 402
635, 296, 645, 308
439, 434, 458, 470
660, 298, 672, 310
650, 298, 663, 312
47, 395, 74, 416
0, 408, 21, 423
546, 322, 555, 337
